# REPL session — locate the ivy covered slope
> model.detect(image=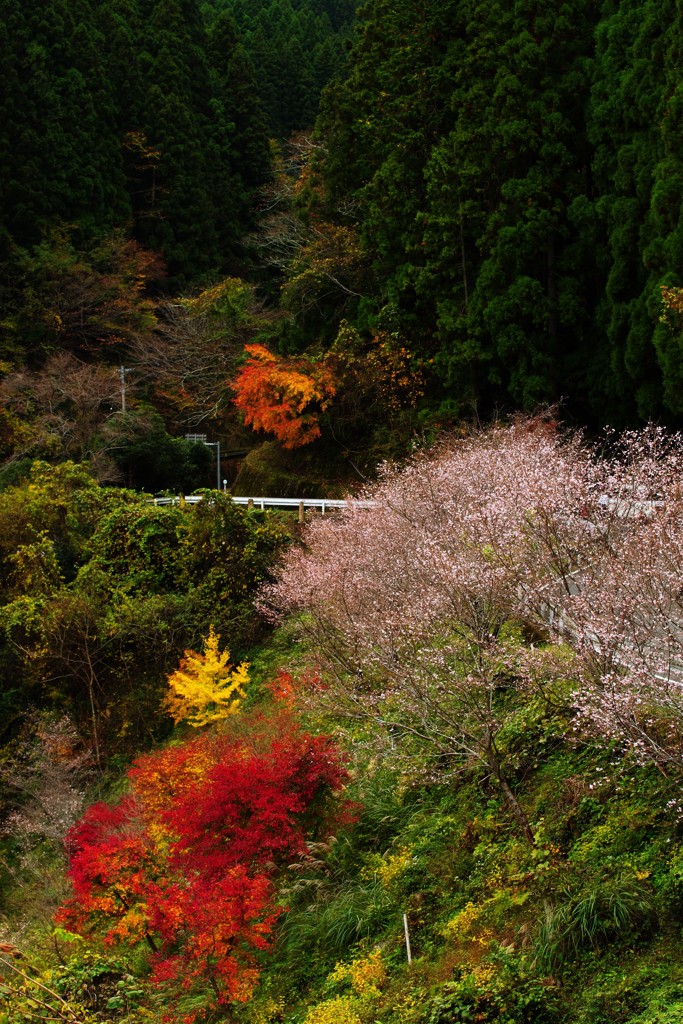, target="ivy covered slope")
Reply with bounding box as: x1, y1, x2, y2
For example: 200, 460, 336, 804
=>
5, 423, 683, 1024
